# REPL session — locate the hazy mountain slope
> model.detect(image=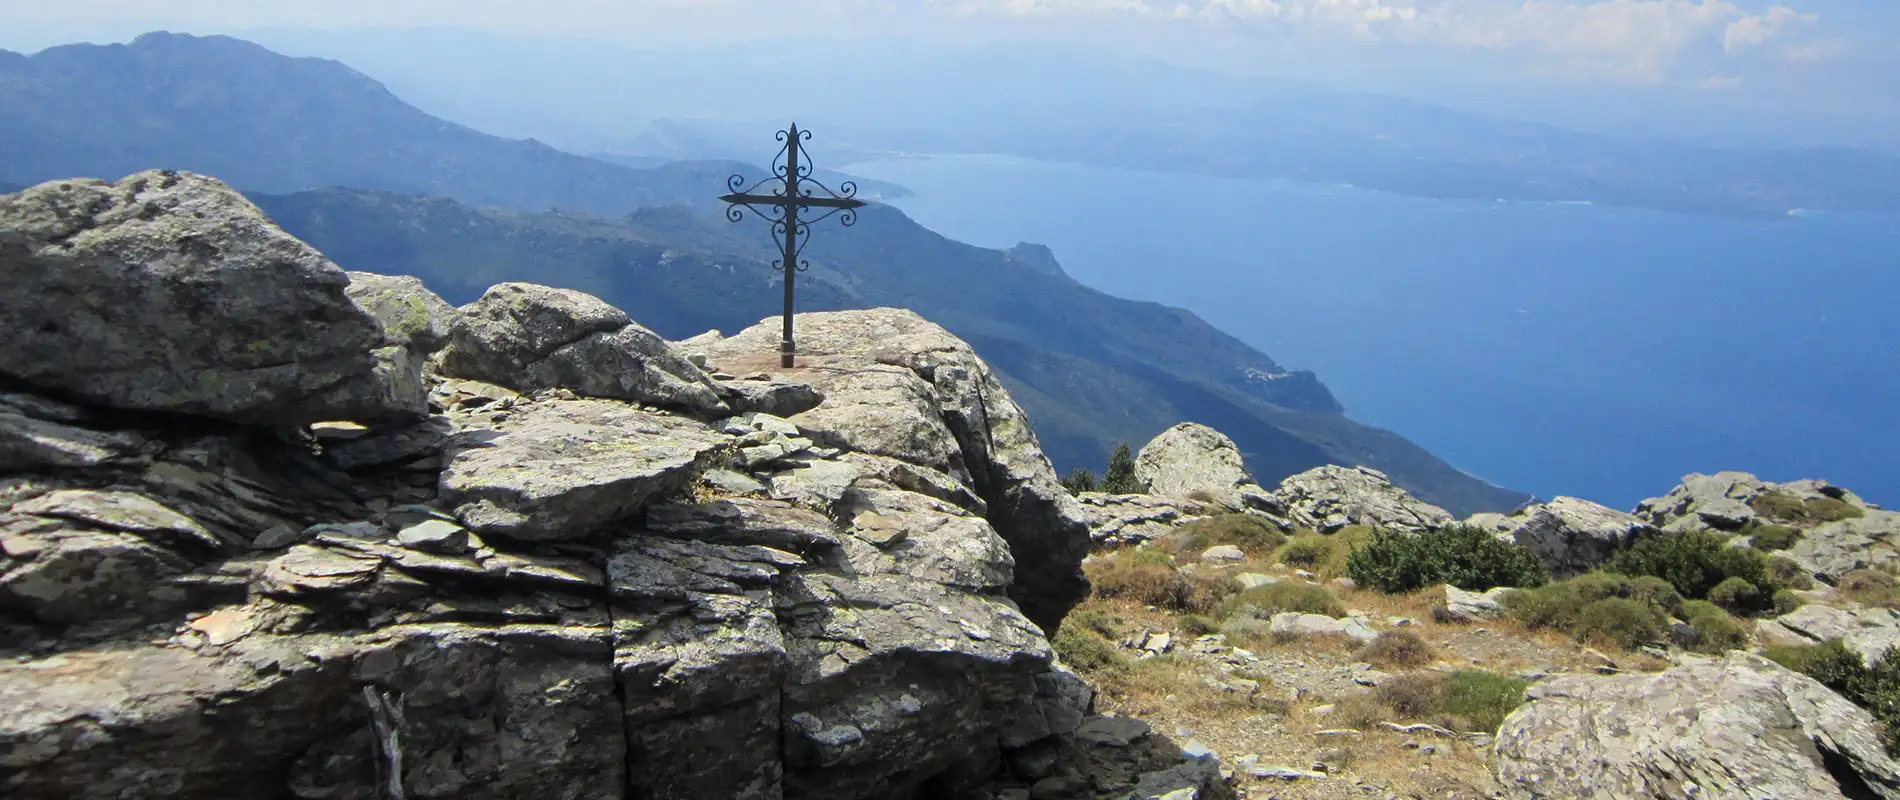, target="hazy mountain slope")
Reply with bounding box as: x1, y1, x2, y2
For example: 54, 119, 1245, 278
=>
250, 188, 1528, 516
240, 27, 1900, 218
0, 30, 1529, 514
0, 32, 733, 214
